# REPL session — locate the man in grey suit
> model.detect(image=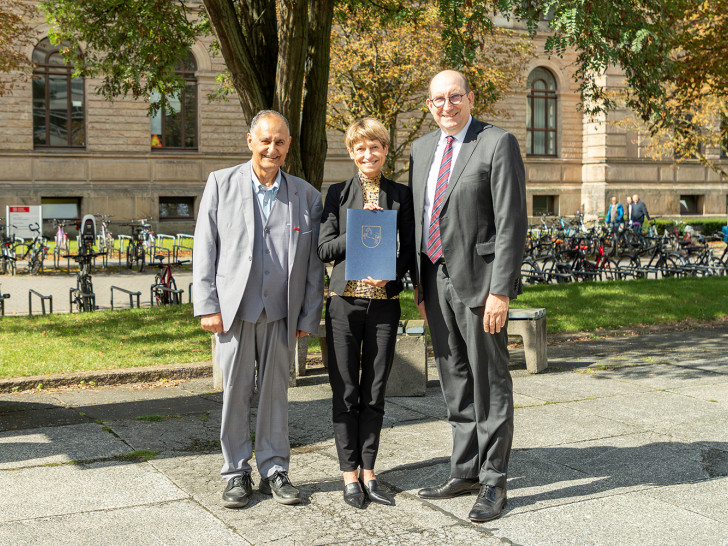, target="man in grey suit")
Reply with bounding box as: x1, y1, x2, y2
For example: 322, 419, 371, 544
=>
409, 70, 527, 522
193, 110, 324, 508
